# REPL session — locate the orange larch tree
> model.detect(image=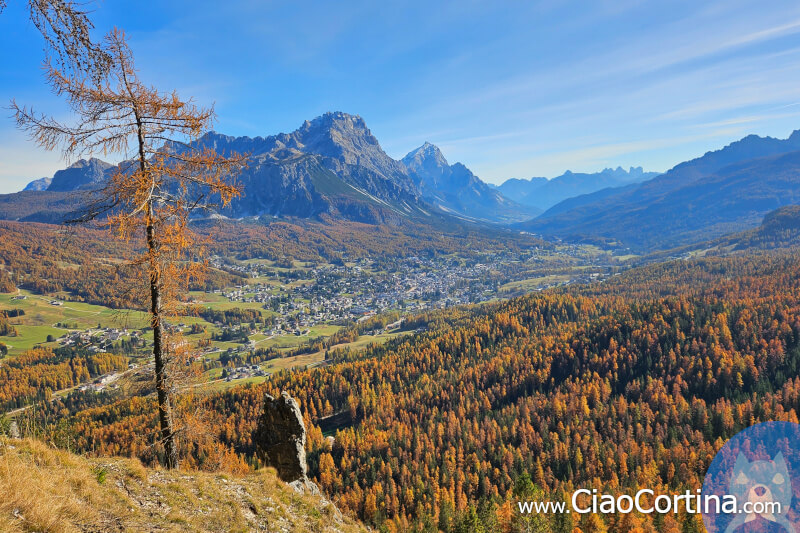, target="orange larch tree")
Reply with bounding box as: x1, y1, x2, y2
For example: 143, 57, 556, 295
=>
12, 28, 245, 468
